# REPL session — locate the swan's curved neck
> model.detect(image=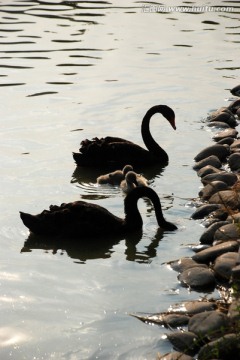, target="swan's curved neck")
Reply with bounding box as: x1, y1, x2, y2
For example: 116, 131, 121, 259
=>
141, 106, 168, 162
124, 187, 170, 231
